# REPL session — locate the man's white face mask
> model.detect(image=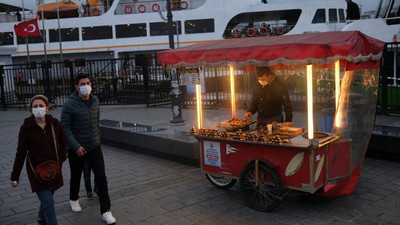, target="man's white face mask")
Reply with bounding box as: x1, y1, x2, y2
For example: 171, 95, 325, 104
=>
79, 85, 92, 97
